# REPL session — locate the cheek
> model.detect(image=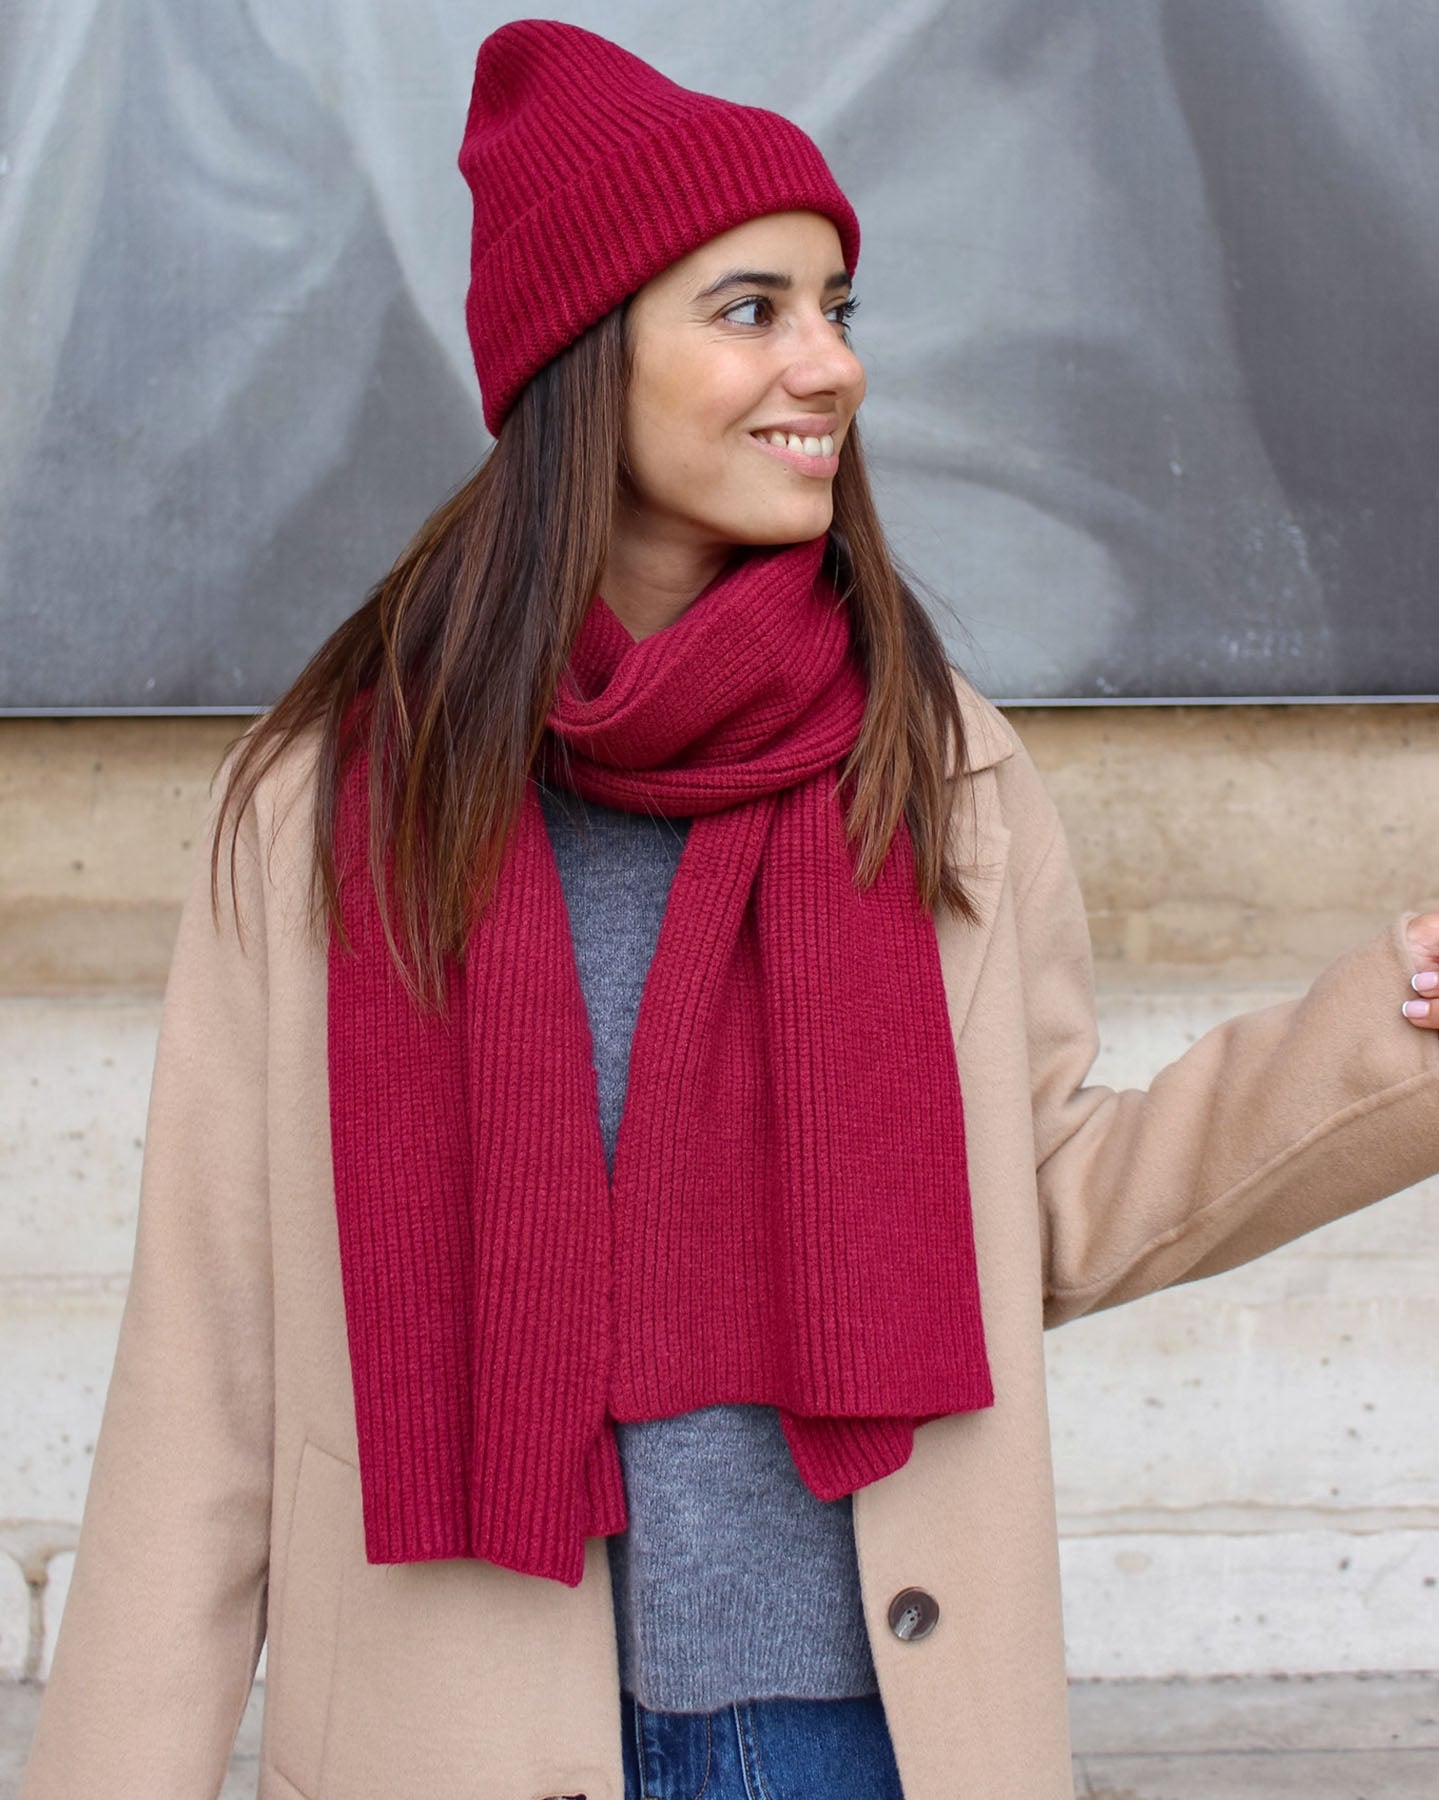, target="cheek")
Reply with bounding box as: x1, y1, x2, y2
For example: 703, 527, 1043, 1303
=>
629, 350, 757, 482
